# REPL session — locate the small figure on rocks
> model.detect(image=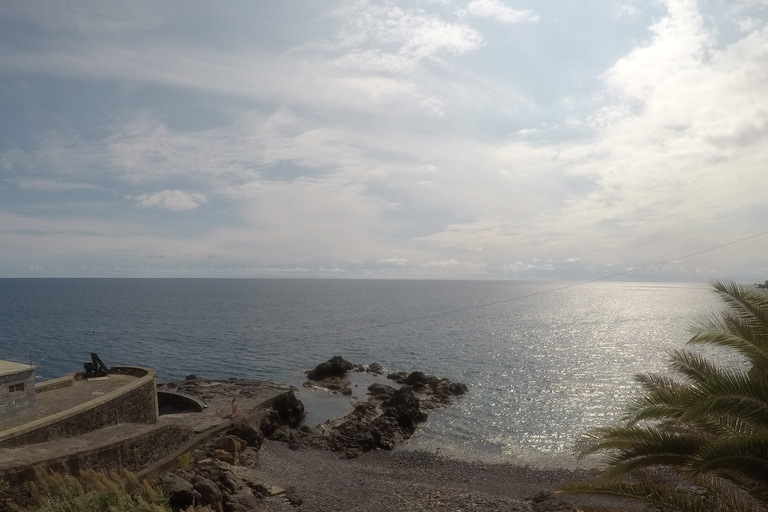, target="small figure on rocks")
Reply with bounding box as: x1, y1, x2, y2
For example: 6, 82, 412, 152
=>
231, 397, 238, 418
